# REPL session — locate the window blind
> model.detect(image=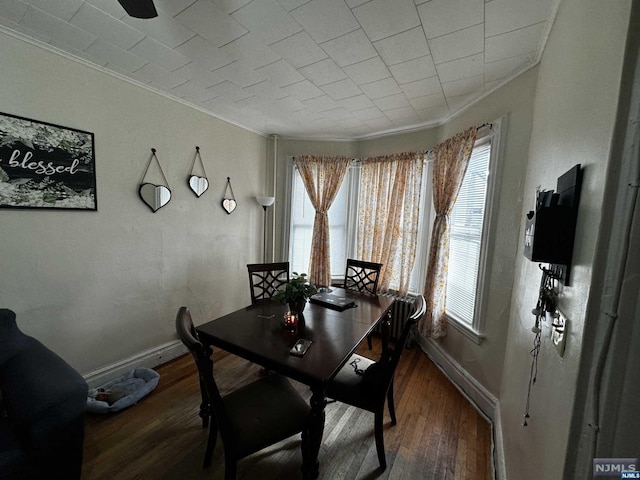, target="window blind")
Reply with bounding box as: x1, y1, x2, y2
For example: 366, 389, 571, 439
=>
446, 142, 491, 324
